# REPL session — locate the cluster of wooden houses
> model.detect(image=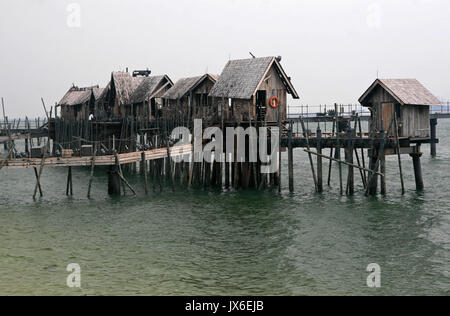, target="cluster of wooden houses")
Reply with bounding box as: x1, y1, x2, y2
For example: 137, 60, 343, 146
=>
57, 55, 443, 139
57, 56, 299, 126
